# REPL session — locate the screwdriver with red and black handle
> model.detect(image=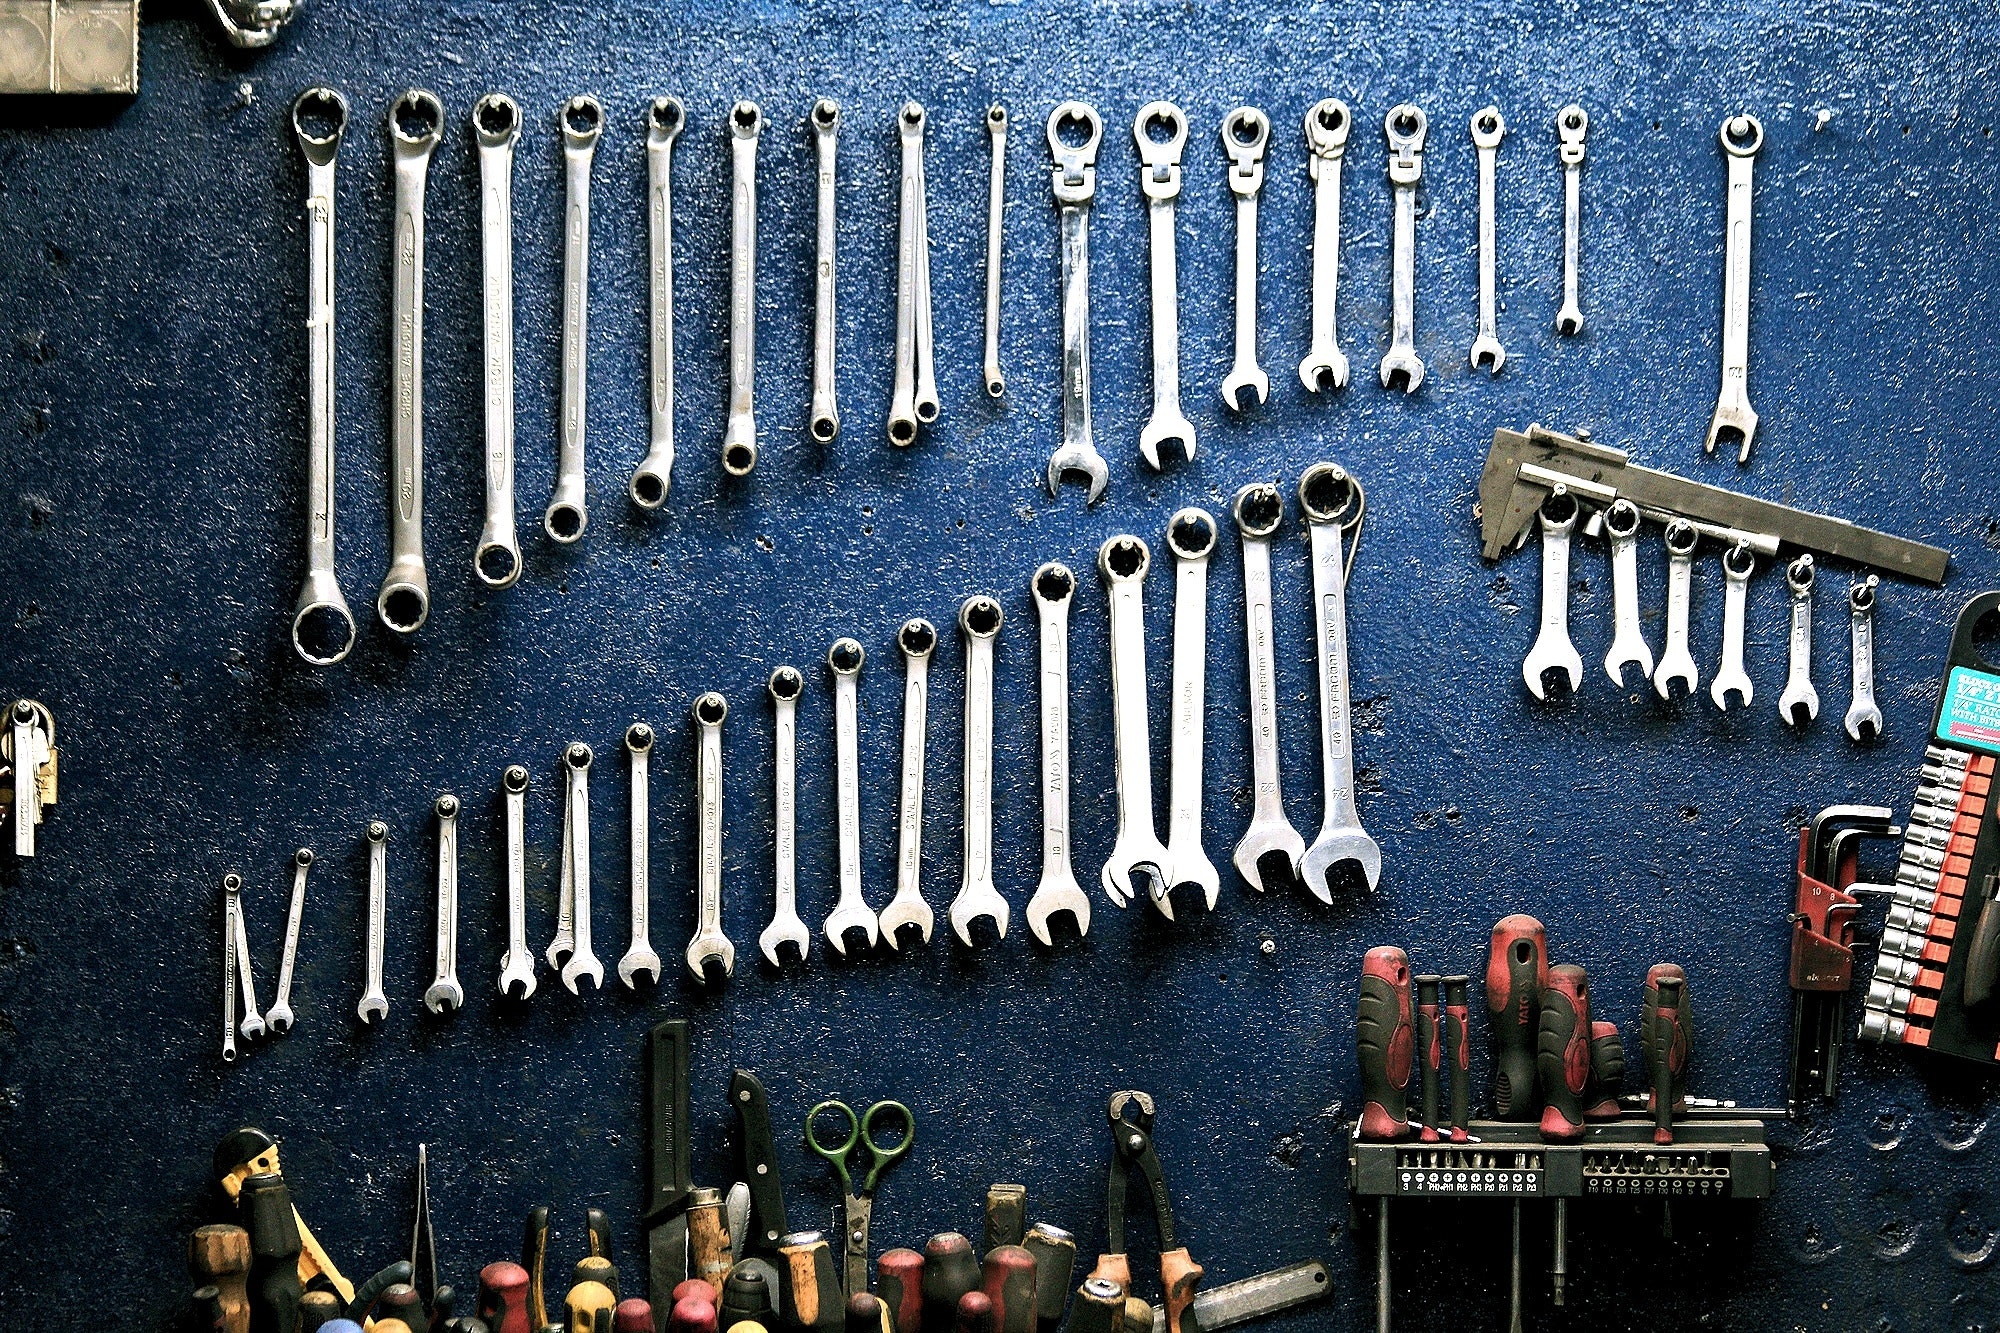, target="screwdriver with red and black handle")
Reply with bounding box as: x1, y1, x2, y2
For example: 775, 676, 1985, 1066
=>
1442, 975, 1472, 1142
1643, 964, 1693, 1144
1536, 965, 1592, 1142
1414, 976, 1442, 1143
1486, 916, 1549, 1122
1355, 947, 1415, 1141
